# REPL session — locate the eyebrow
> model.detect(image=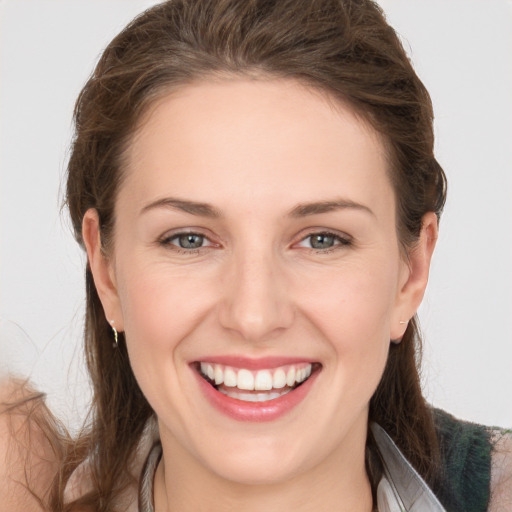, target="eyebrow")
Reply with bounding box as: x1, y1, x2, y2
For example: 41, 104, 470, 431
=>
288, 199, 375, 218
140, 197, 374, 219
140, 197, 222, 218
